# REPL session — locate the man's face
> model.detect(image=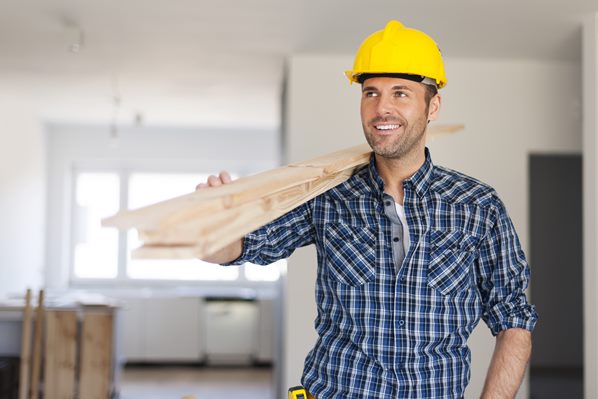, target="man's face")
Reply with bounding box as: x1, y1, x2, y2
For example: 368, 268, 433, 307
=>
360, 77, 440, 160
